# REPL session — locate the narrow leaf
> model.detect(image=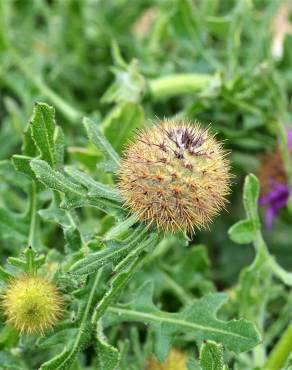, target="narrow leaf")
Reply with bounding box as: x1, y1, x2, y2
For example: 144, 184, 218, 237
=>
243, 174, 260, 222
83, 117, 120, 168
